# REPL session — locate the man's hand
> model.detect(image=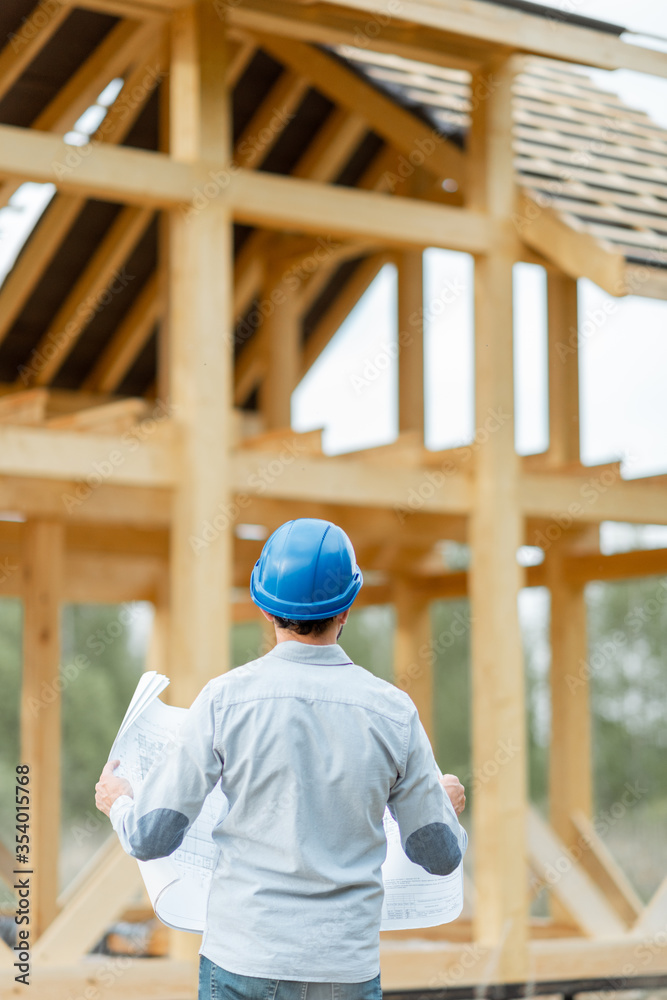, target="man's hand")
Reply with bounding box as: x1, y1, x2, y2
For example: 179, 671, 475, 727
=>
95, 760, 134, 818
440, 773, 466, 816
